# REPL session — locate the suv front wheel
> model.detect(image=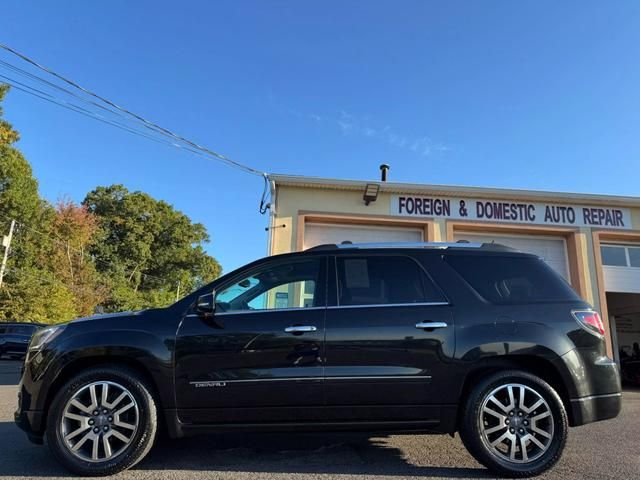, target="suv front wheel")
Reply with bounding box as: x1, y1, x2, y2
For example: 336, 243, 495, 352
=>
459, 370, 568, 478
46, 366, 158, 476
